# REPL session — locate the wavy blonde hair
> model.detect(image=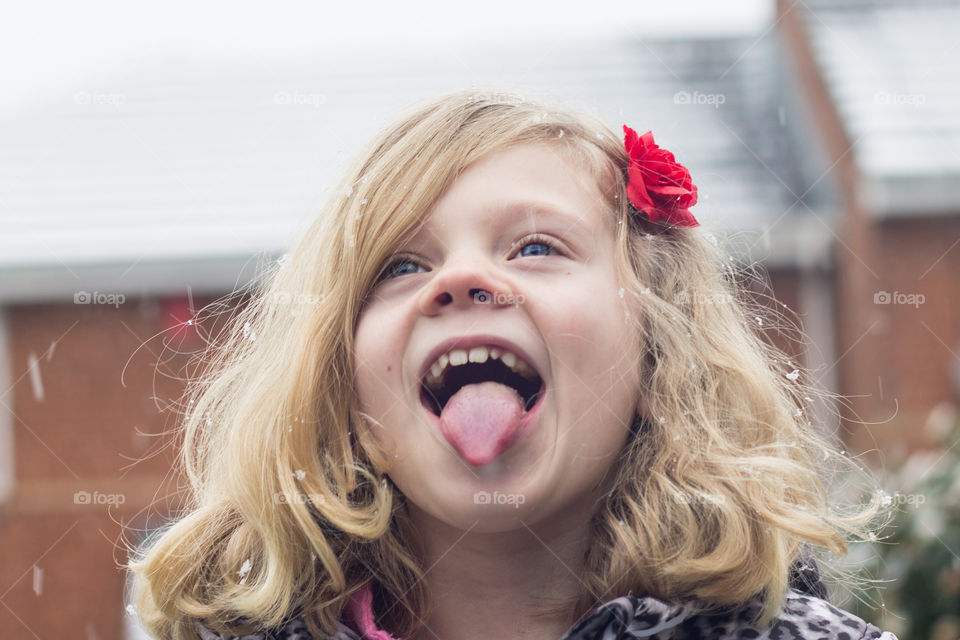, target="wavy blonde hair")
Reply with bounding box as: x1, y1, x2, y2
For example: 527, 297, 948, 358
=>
126, 89, 885, 639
